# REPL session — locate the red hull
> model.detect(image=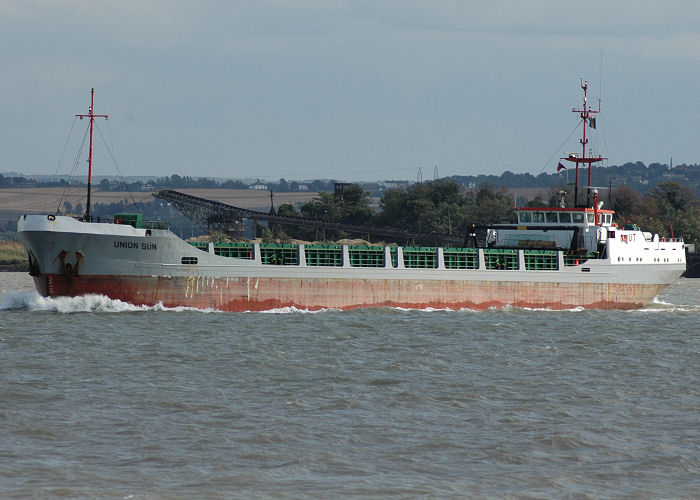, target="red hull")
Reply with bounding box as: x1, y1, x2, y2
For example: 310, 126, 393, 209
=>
35, 273, 665, 311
